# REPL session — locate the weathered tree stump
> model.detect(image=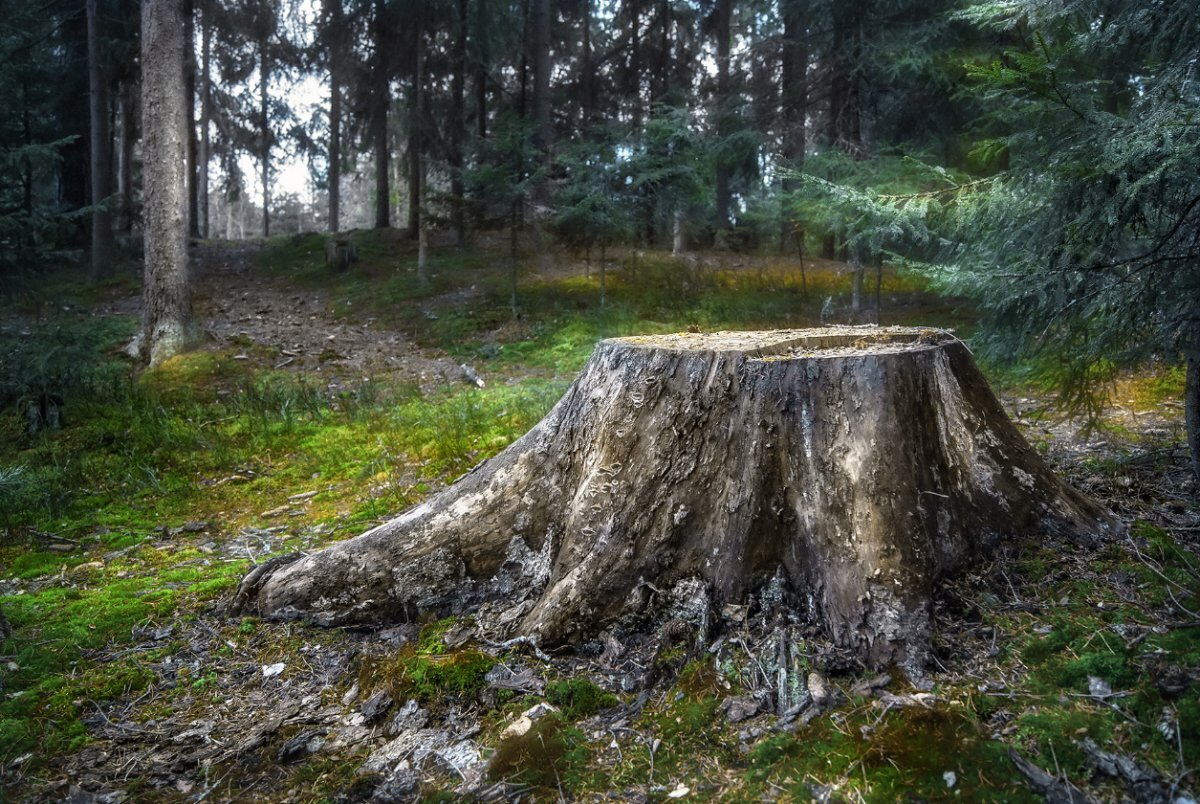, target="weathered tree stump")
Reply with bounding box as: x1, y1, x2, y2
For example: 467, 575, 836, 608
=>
232, 327, 1115, 669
